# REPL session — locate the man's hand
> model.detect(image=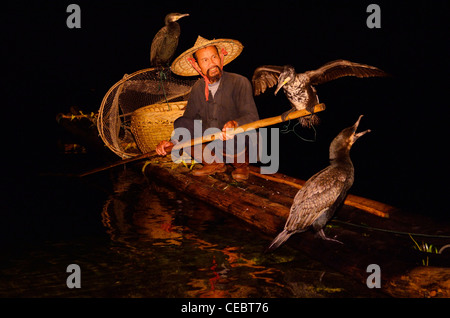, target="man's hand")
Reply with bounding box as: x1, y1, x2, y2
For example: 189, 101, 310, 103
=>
156, 140, 174, 156
219, 120, 238, 141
